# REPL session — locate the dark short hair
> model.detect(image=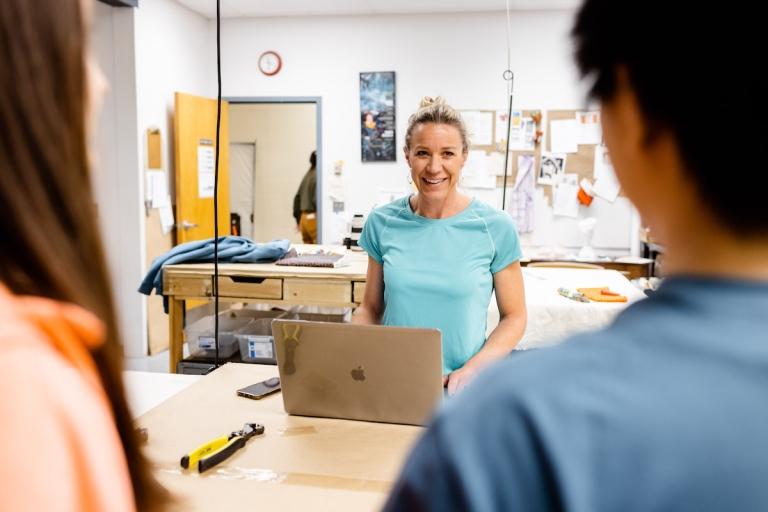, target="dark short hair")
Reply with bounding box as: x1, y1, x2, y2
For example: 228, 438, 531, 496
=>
572, 1, 765, 235
310, 150, 316, 167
